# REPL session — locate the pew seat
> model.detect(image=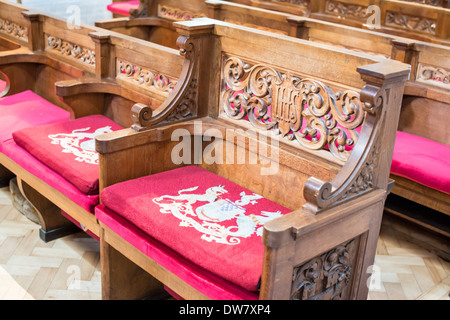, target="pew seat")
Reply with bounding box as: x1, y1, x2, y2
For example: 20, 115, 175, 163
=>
392, 131, 450, 197
97, 165, 291, 298
2, 115, 123, 240
107, 1, 140, 16
0, 91, 70, 149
